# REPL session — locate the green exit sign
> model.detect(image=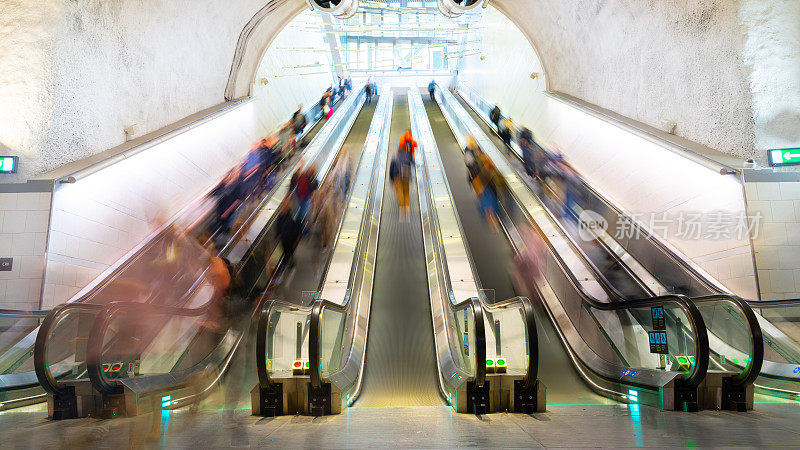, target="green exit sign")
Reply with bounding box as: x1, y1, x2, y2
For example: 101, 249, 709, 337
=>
0, 156, 17, 174
769, 148, 800, 167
